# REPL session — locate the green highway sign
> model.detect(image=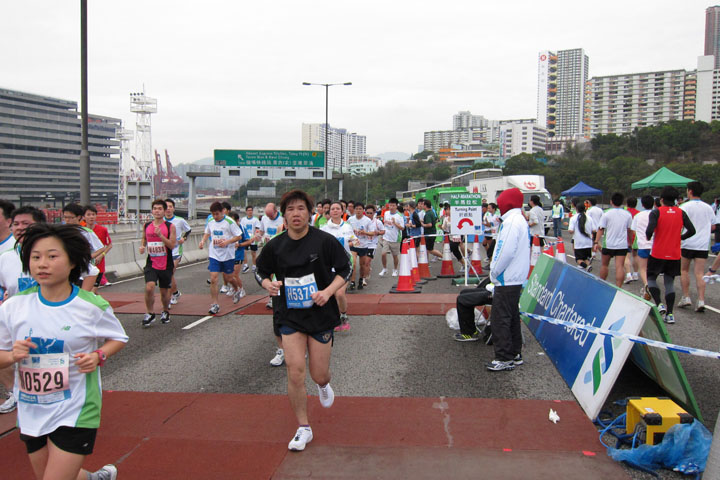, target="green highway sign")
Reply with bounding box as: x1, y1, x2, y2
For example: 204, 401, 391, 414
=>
214, 150, 325, 168
448, 193, 483, 206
